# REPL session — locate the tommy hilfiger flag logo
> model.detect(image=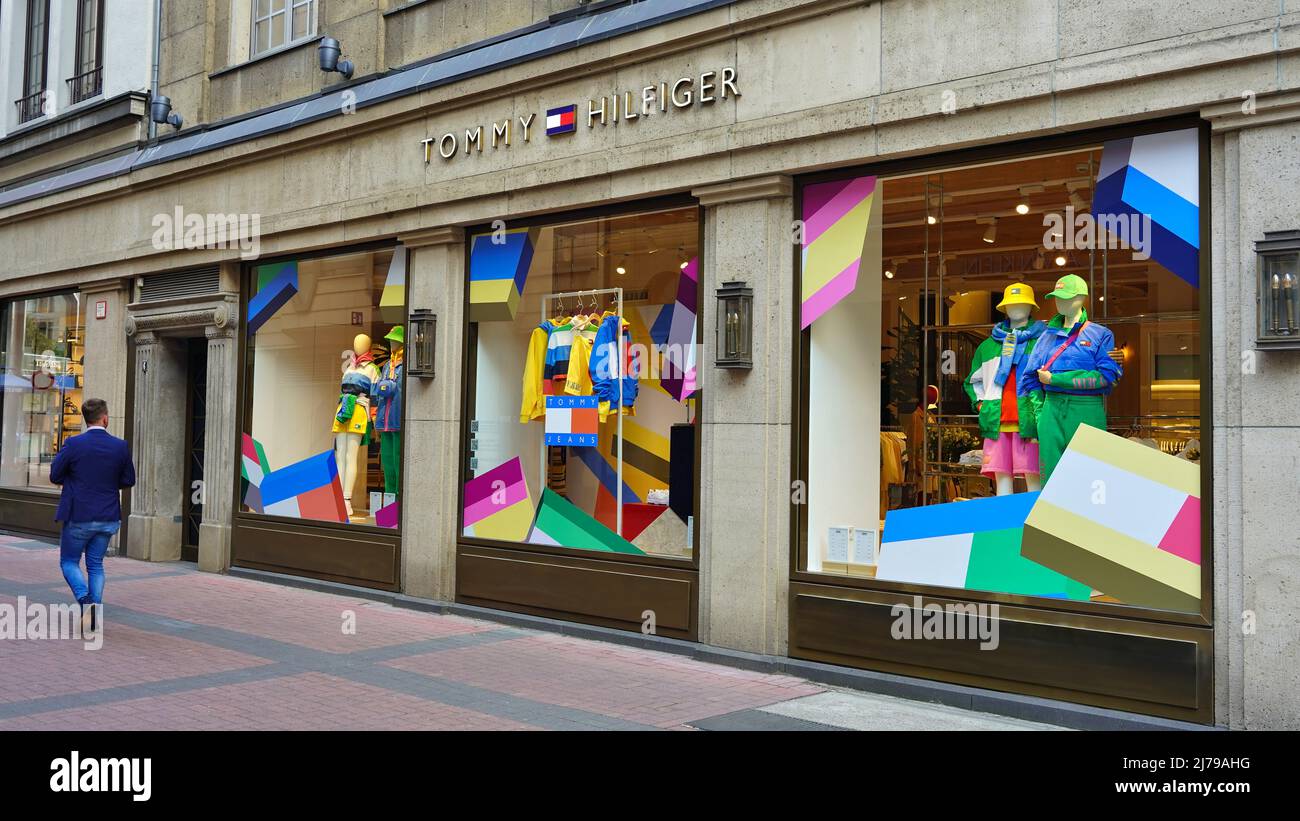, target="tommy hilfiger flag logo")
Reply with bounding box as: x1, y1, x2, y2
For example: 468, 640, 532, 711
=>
546, 104, 577, 136
545, 395, 598, 446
